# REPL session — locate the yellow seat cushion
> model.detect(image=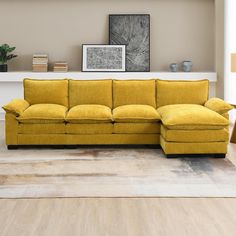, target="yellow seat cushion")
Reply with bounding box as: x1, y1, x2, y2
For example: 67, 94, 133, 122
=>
113, 105, 161, 122
17, 104, 67, 123
24, 79, 68, 107
66, 124, 113, 134
113, 80, 156, 108
156, 79, 209, 107
161, 126, 229, 142
69, 80, 112, 108
204, 97, 234, 114
157, 104, 229, 130
114, 123, 160, 134
66, 105, 112, 123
